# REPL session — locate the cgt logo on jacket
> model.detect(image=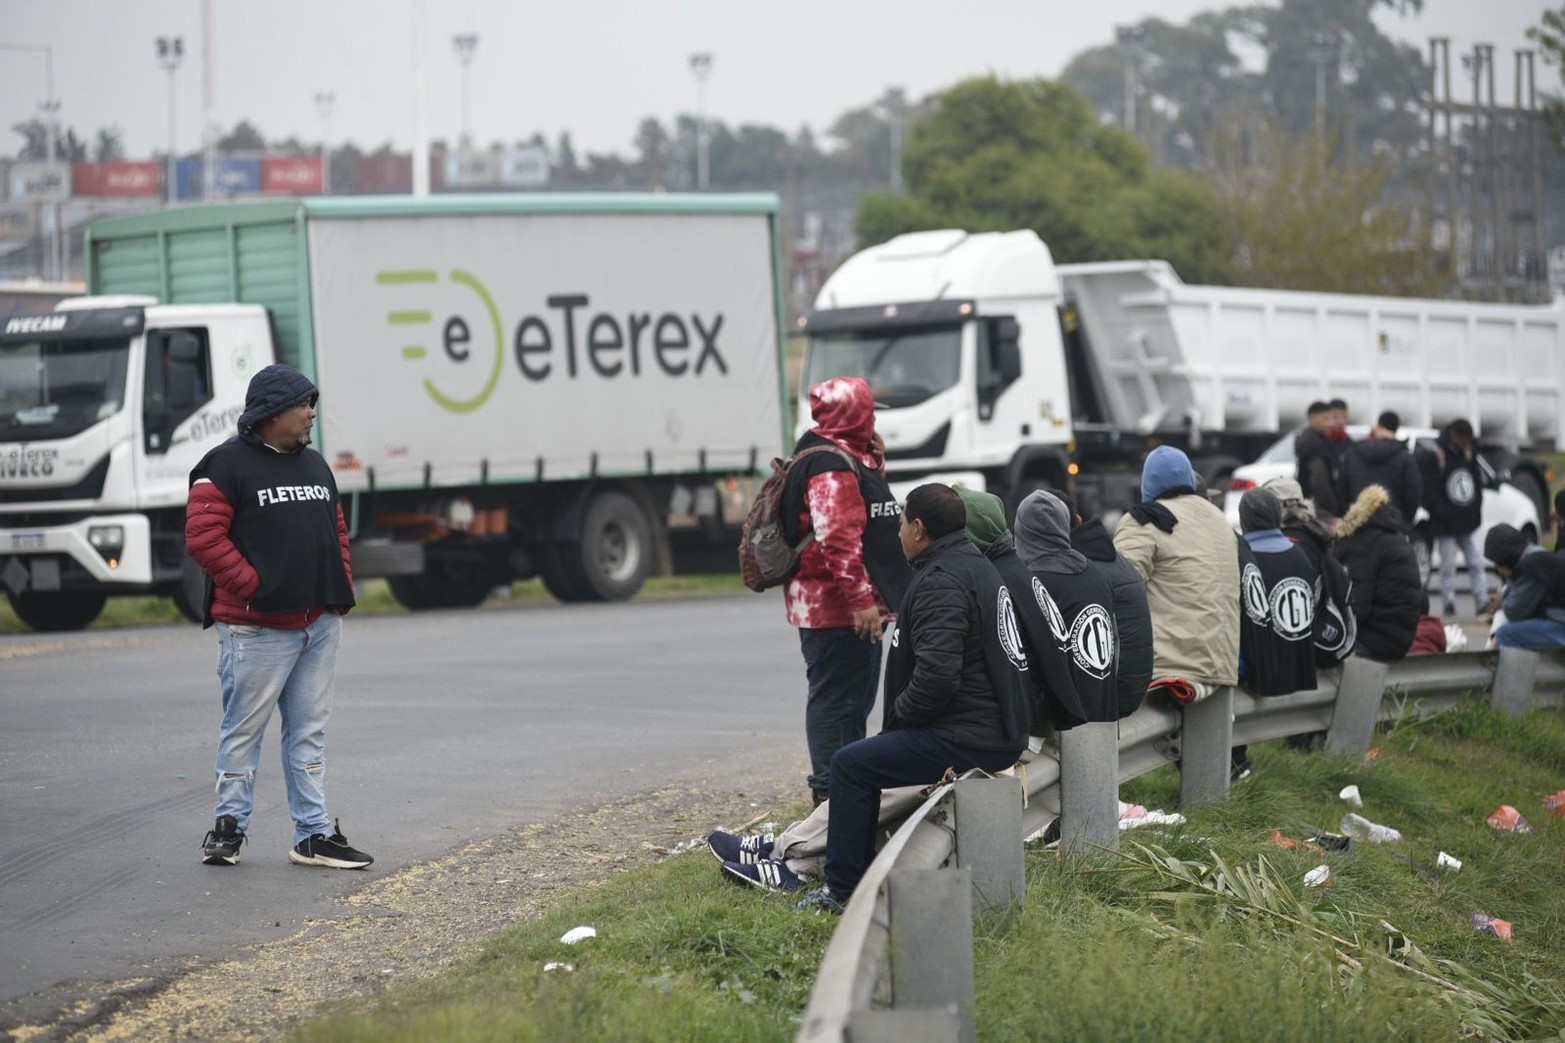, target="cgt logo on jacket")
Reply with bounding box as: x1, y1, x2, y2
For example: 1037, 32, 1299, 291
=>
997, 587, 1029, 672
1446, 469, 1476, 507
